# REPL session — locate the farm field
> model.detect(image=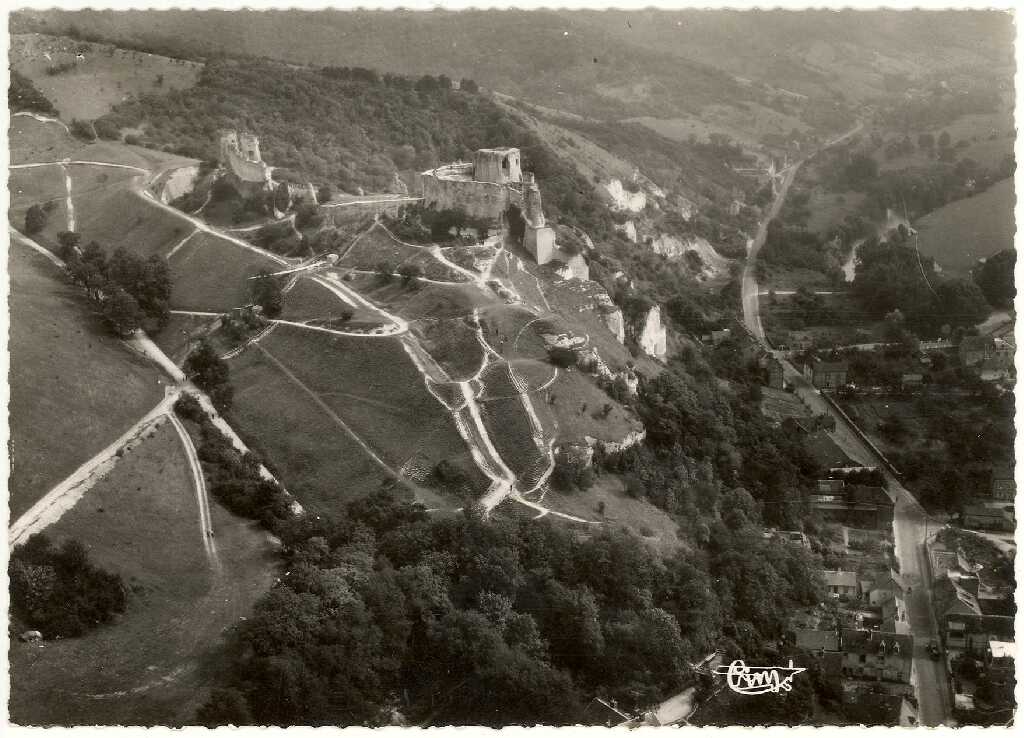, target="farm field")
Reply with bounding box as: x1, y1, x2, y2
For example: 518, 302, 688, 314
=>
8, 243, 165, 519
167, 232, 280, 311
8, 421, 277, 726
11, 33, 202, 121
915, 177, 1015, 277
